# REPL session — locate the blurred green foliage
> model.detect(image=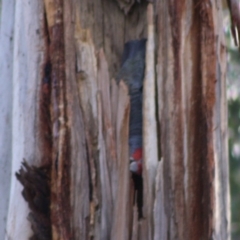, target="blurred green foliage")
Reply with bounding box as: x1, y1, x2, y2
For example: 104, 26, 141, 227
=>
225, 14, 240, 239
229, 98, 240, 239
